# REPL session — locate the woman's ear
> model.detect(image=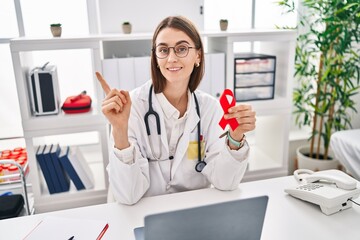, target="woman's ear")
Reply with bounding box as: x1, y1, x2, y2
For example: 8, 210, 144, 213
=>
197, 49, 202, 61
